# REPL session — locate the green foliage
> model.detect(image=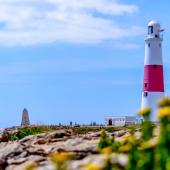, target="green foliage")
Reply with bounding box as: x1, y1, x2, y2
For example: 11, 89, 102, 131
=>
126, 139, 139, 170
7, 125, 134, 142
96, 97, 170, 170
71, 126, 135, 135
8, 133, 19, 141
72, 126, 99, 134
159, 97, 170, 108
141, 120, 154, 141
154, 103, 170, 170
8, 126, 56, 141
98, 130, 112, 150
17, 127, 42, 139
